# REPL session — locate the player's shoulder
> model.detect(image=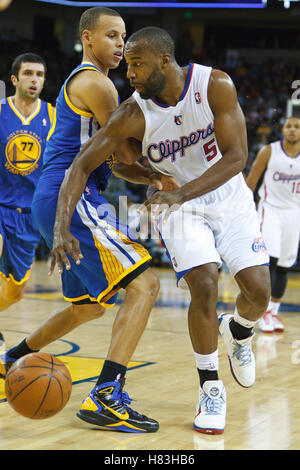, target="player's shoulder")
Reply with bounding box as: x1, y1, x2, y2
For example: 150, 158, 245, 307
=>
207, 69, 237, 111
69, 68, 118, 105
209, 69, 235, 90
73, 68, 115, 92
256, 143, 273, 162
